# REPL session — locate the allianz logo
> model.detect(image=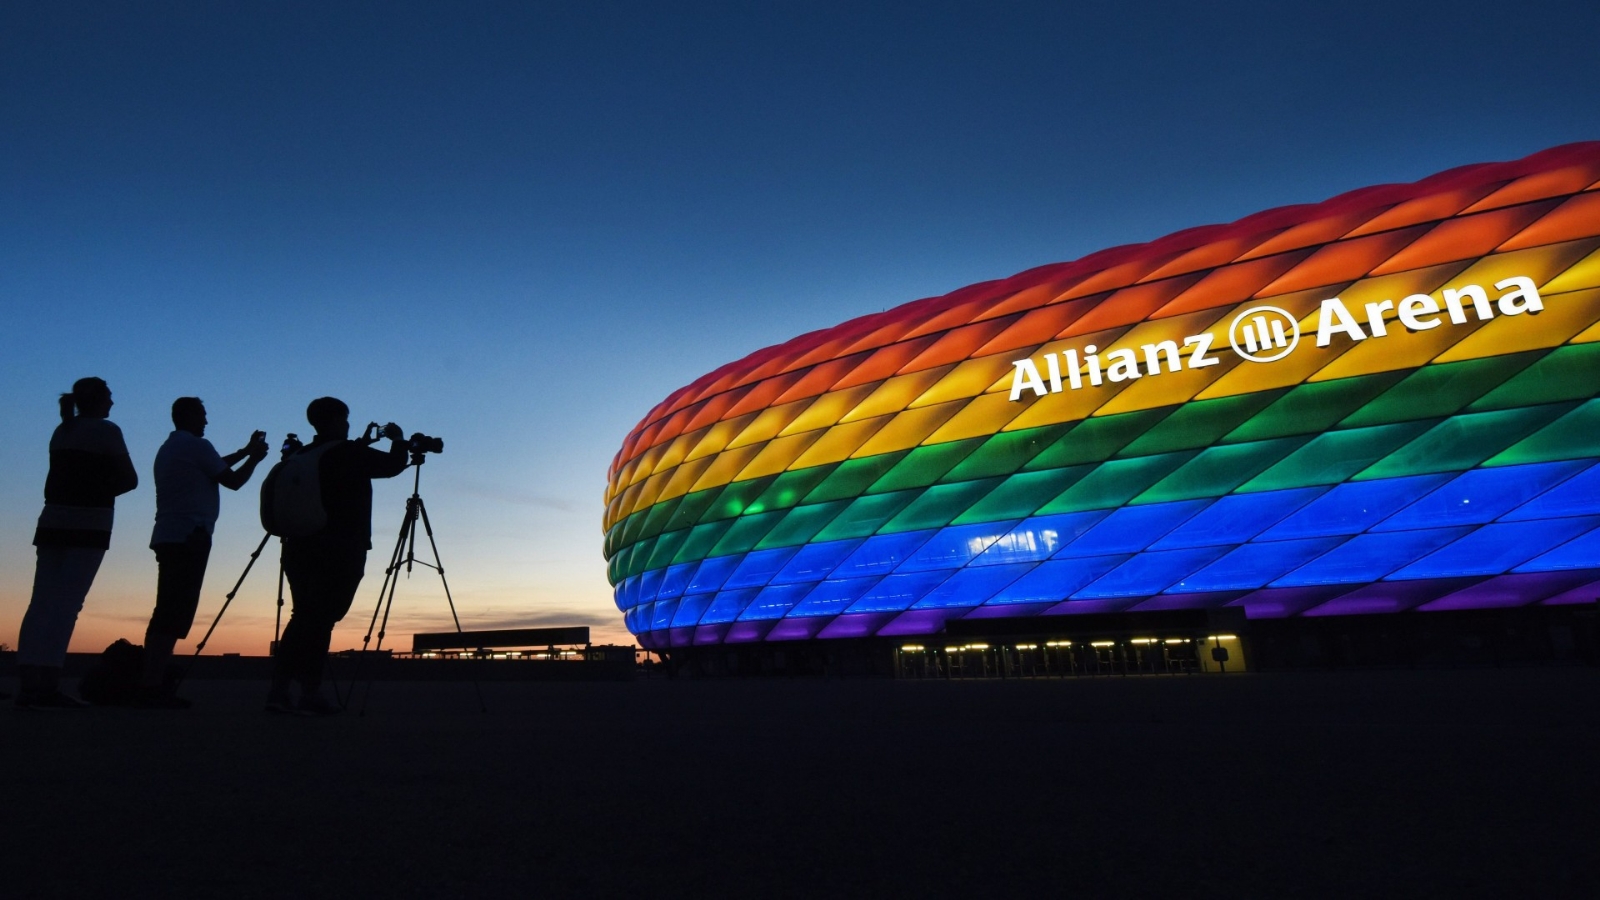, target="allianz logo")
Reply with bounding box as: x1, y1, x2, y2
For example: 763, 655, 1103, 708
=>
1008, 275, 1545, 401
